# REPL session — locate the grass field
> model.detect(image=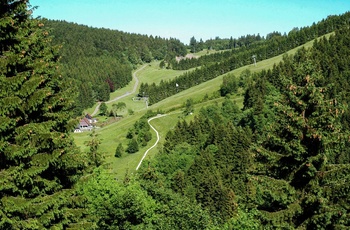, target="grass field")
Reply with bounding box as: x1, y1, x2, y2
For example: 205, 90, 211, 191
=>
137, 62, 188, 85
74, 33, 333, 179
